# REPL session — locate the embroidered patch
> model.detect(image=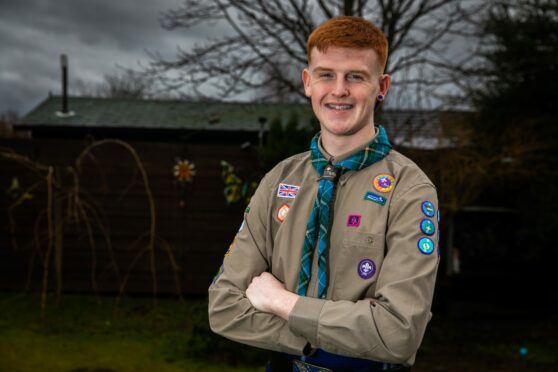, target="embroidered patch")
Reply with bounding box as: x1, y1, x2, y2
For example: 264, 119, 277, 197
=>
276, 203, 291, 223
347, 214, 361, 227
421, 201, 435, 217
373, 173, 395, 193
357, 259, 376, 279
417, 237, 435, 255
277, 183, 300, 199
420, 219, 436, 236
364, 191, 386, 205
